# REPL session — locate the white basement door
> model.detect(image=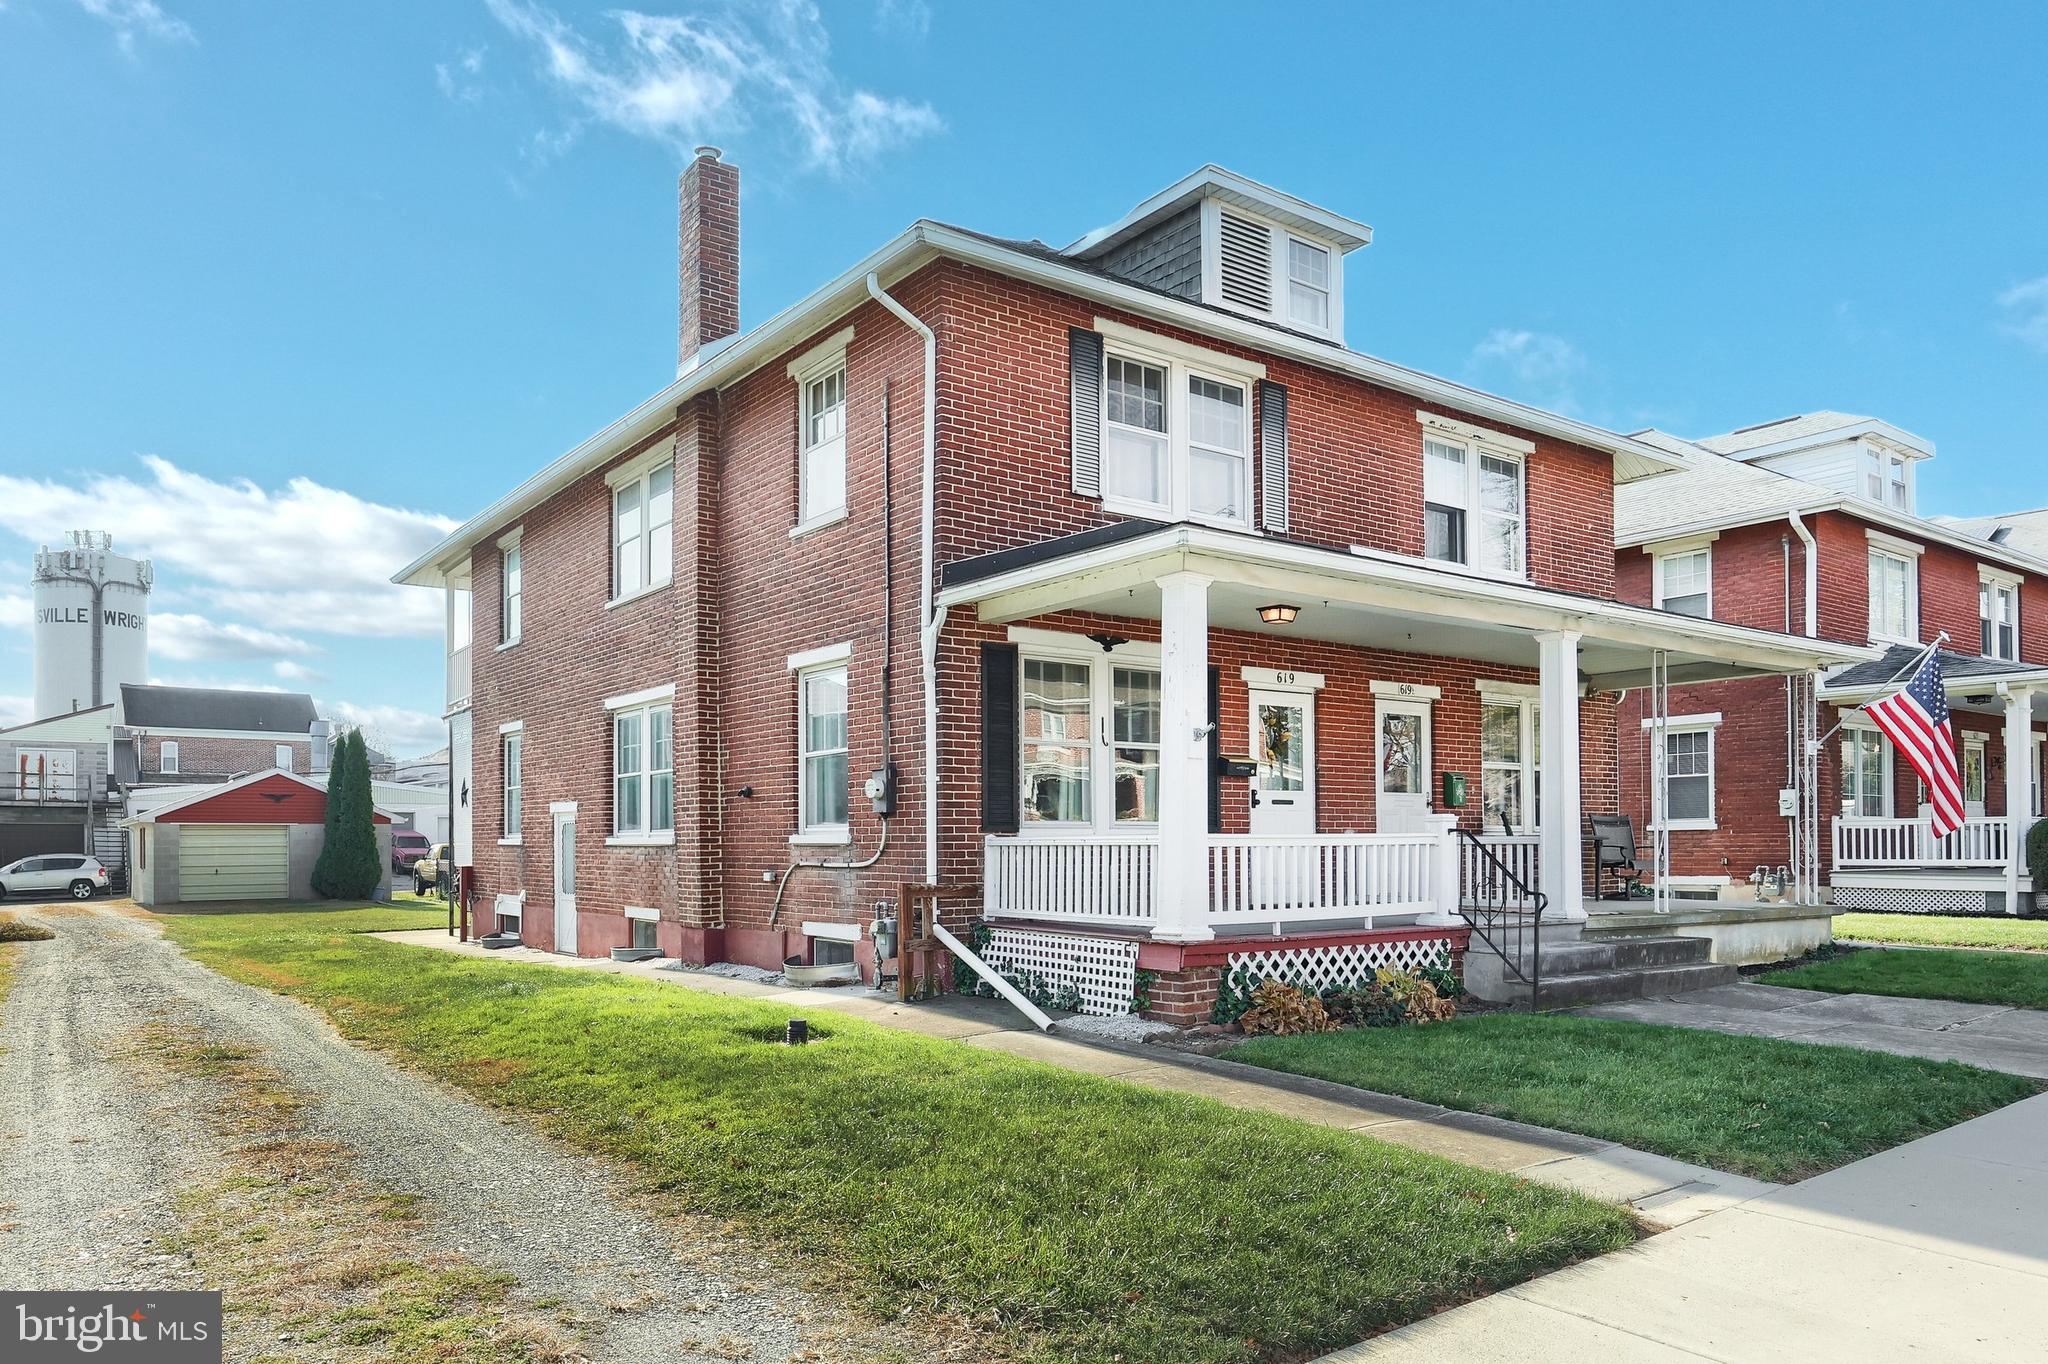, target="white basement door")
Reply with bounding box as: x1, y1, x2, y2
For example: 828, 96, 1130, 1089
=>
178, 824, 290, 901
